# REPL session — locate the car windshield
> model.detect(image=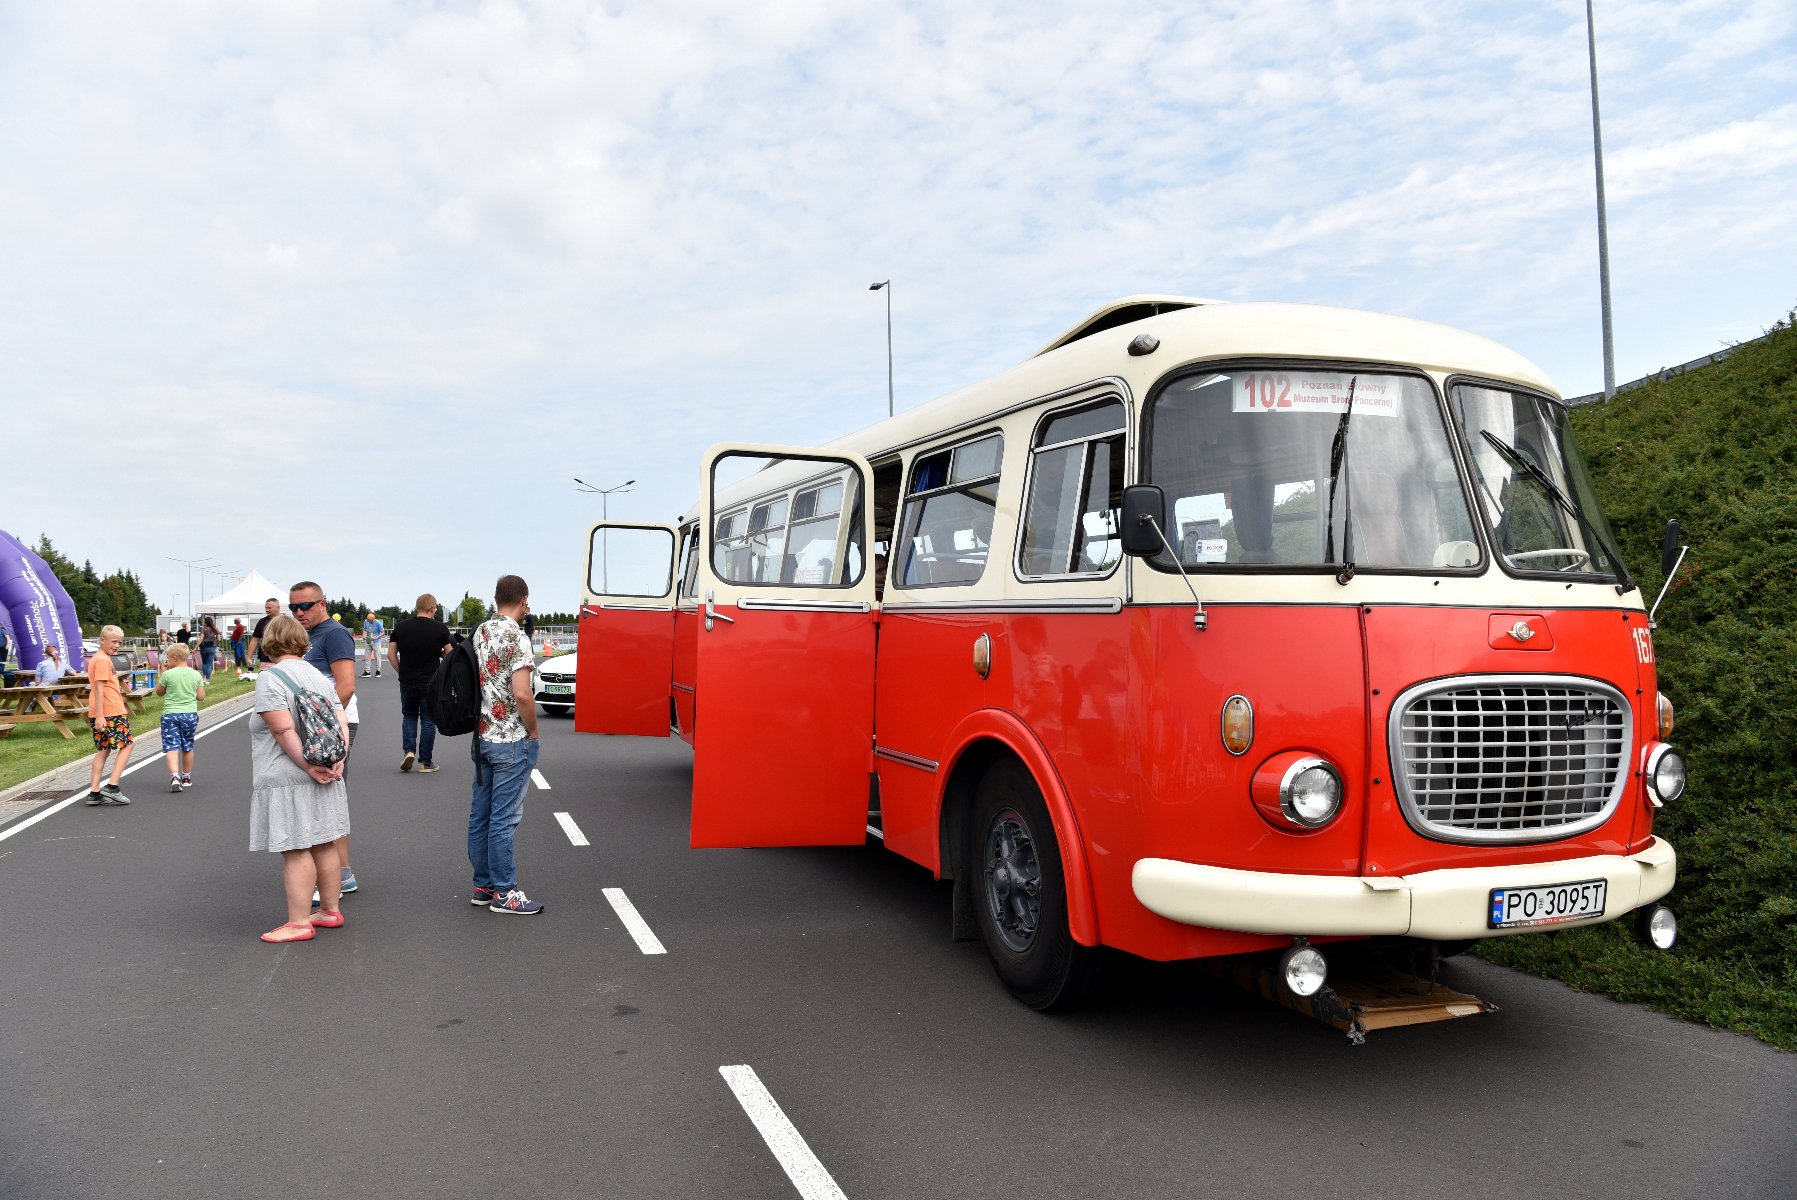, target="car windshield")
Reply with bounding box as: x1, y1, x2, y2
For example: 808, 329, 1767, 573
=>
1145, 368, 1480, 571
1449, 384, 1625, 580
